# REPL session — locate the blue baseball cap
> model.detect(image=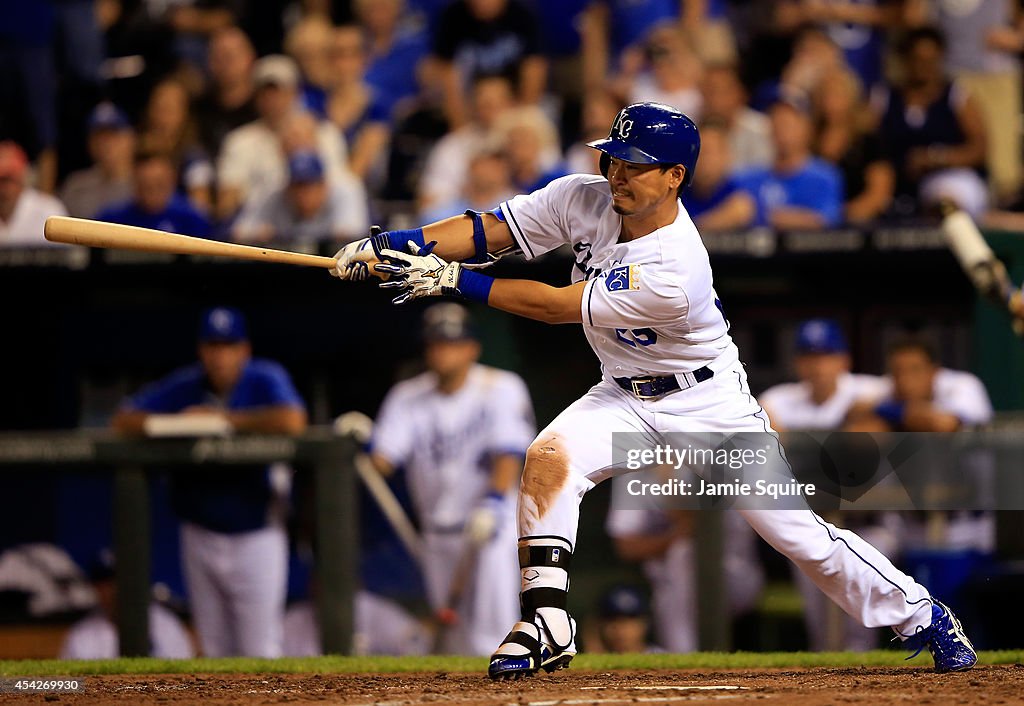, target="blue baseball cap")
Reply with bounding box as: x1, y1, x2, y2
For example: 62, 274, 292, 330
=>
199, 307, 248, 343
288, 151, 325, 184
88, 102, 131, 132
422, 303, 477, 342
795, 318, 847, 354
598, 585, 649, 618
